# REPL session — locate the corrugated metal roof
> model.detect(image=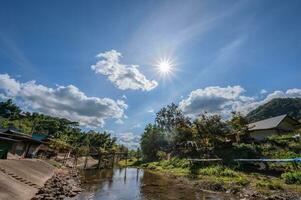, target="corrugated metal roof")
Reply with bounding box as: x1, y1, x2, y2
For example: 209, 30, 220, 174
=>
248, 114, 287, 131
